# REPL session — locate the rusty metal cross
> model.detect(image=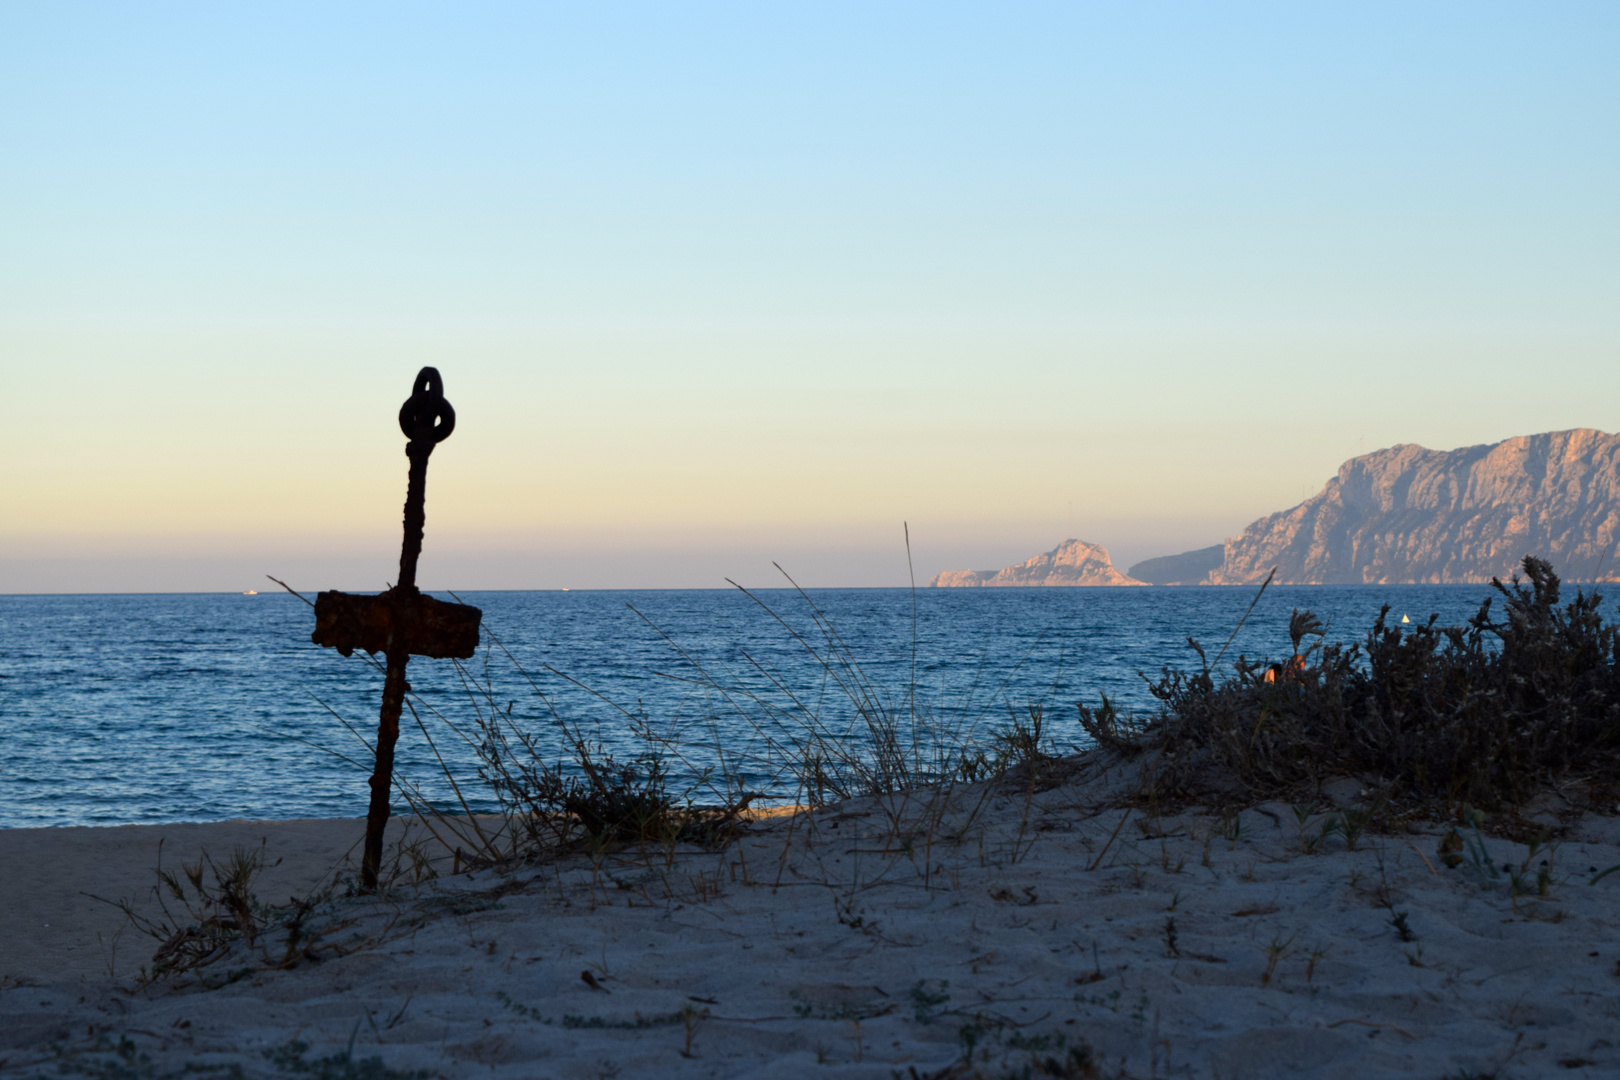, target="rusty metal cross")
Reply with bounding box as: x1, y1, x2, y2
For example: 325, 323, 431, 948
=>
310, 367, 483, 889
